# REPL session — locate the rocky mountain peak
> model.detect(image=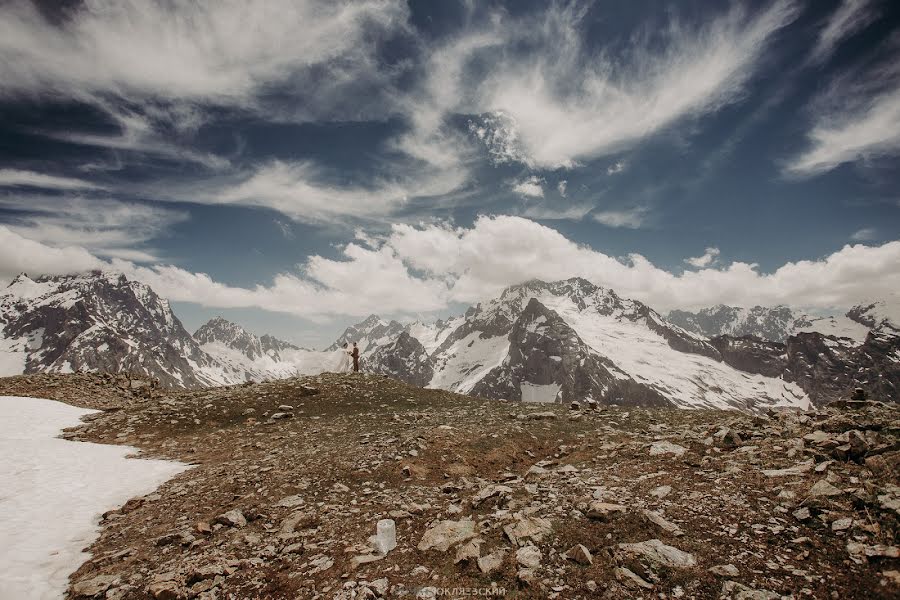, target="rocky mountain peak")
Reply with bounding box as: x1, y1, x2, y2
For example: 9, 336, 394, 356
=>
0, 270, 219, 387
